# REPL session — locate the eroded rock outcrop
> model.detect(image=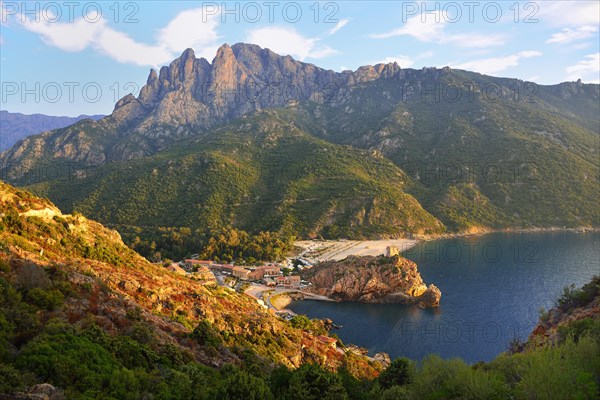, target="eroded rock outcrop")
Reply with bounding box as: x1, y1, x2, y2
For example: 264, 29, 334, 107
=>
301, 255, 441, 307
528, 276, 600, 347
